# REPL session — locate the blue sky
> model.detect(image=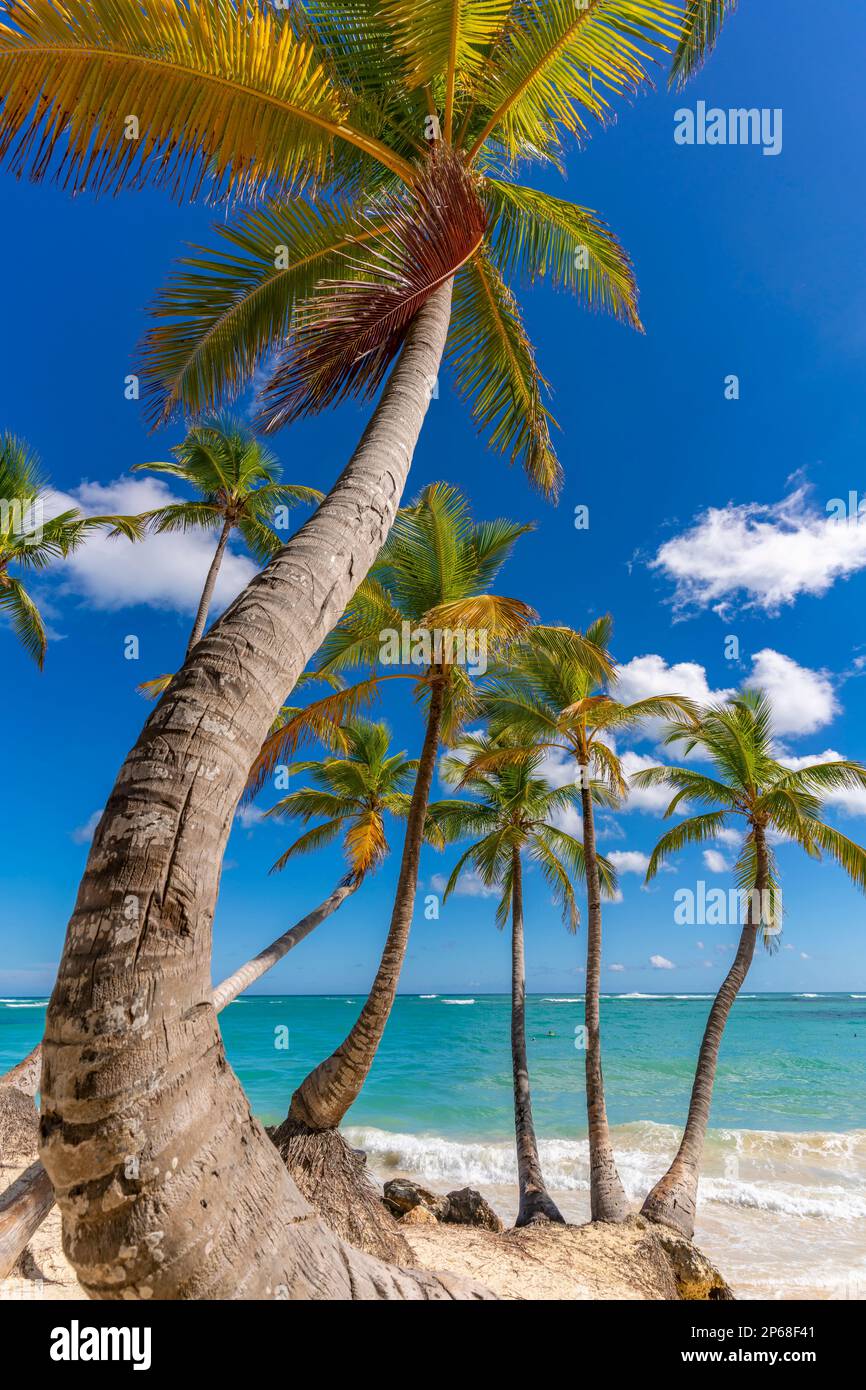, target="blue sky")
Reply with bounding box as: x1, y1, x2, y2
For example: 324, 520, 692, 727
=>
2, 0, 866, 997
